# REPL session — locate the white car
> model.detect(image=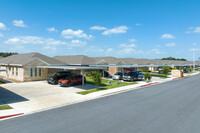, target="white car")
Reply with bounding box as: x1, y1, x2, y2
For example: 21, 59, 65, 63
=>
112, 72, 123, 80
